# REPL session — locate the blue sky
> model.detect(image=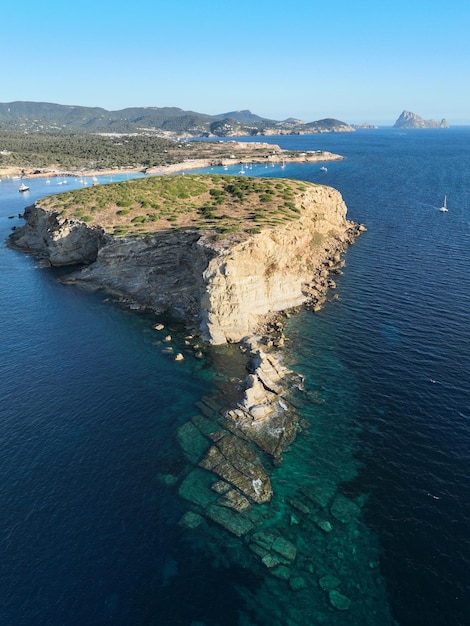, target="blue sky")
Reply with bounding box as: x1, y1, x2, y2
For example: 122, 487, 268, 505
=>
2, 0, 469, 124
